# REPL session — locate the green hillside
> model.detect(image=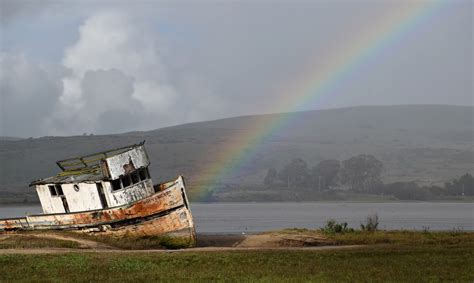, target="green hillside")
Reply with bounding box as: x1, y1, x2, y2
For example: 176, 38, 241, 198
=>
1, 105, 472, 203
